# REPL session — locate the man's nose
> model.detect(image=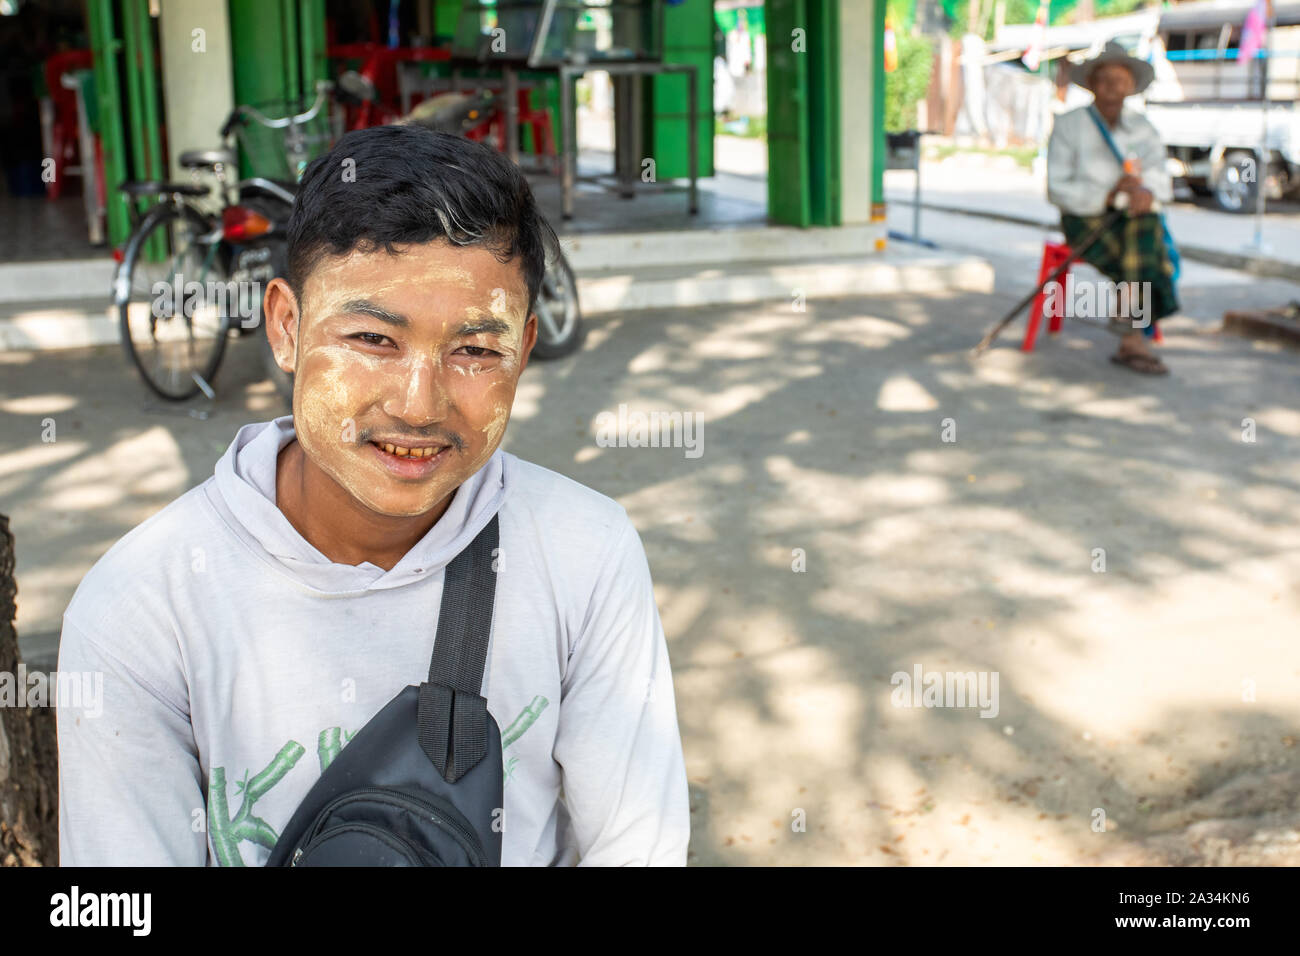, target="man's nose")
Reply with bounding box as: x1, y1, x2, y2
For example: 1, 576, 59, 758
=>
382, 351, 452, 425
